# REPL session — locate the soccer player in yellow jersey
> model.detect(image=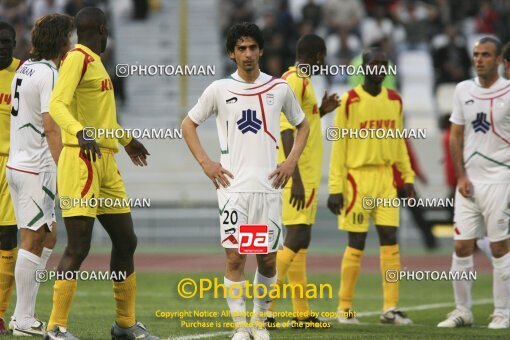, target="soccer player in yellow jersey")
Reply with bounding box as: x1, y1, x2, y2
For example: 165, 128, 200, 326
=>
328, 48, 415, 325
267, 34, 339, 329
44, 8, 158, 340
0, 21, 21, 334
